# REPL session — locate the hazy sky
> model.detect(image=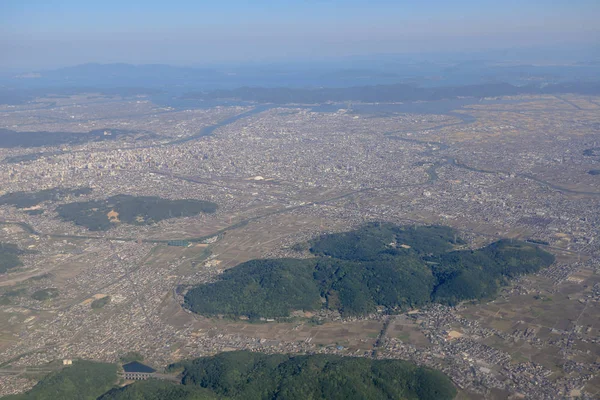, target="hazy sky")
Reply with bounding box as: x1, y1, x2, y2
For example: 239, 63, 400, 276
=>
1, 0, 599, 69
